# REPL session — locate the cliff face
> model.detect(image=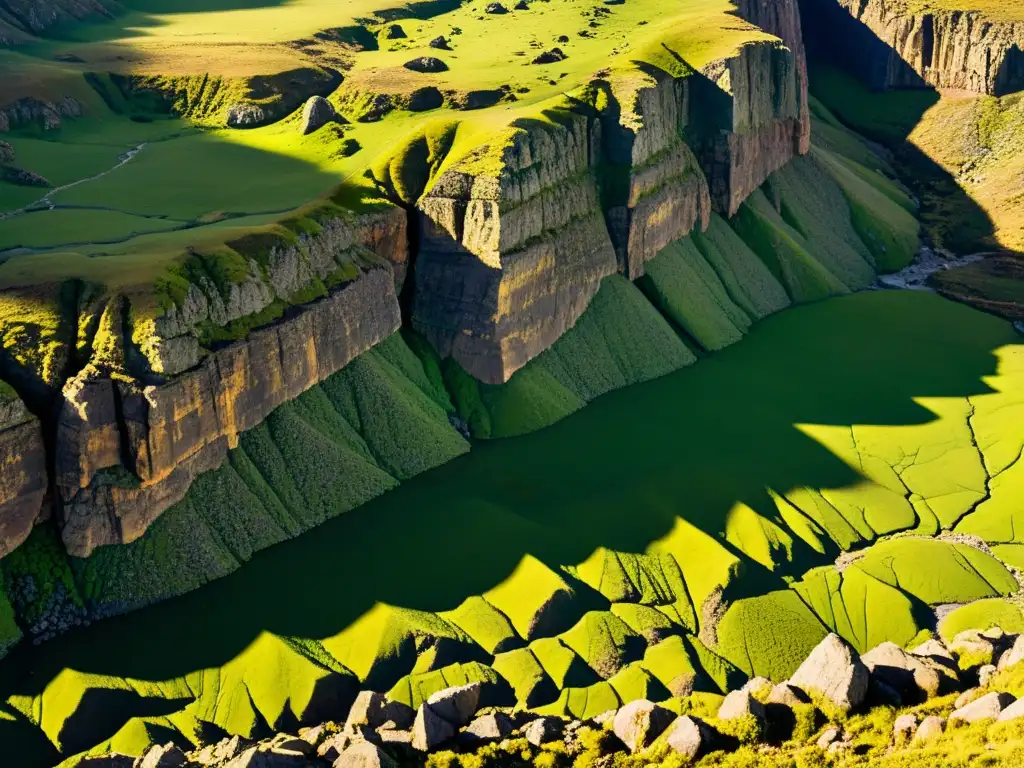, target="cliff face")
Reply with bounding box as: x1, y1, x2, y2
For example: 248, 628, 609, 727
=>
413, 26, 810, 385
0, 0, 116, 38
0, 0, 816, 556
0, 399, 46, 559
804, 0, 1024, 95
